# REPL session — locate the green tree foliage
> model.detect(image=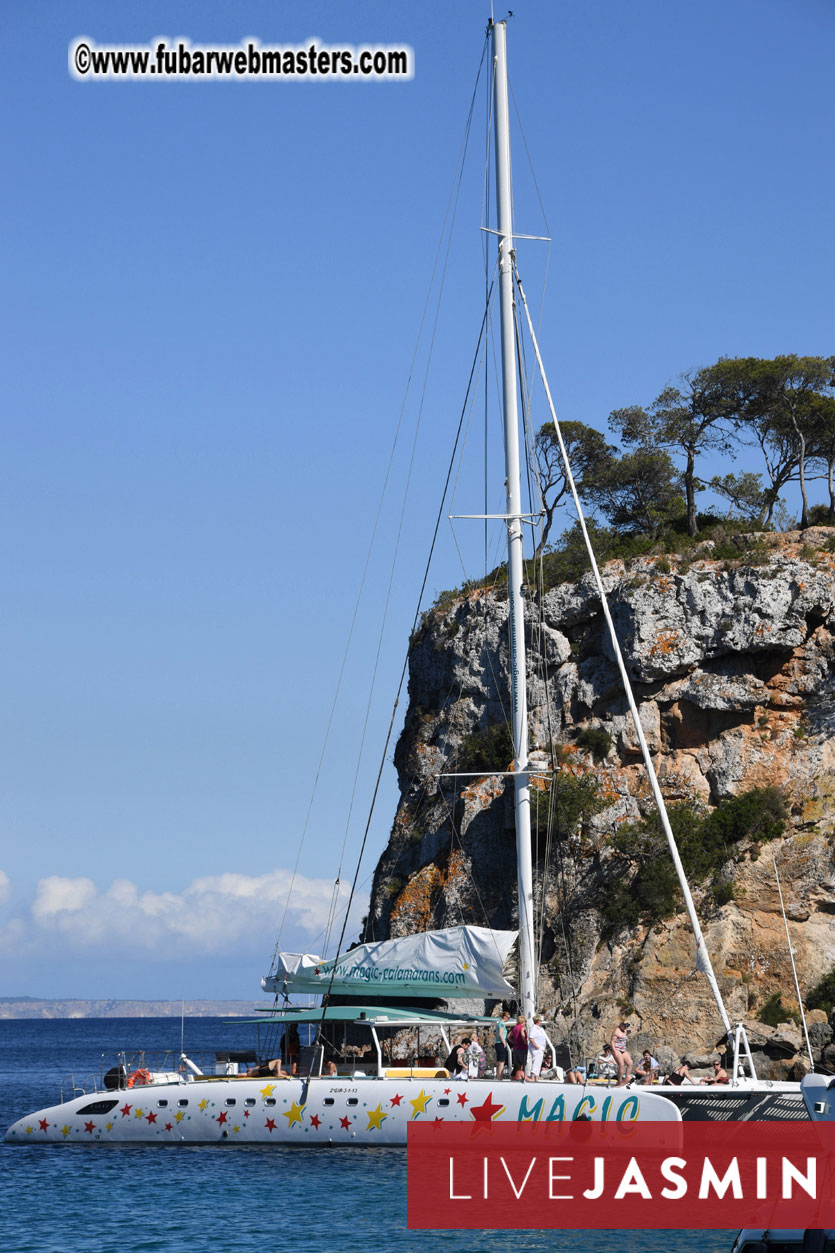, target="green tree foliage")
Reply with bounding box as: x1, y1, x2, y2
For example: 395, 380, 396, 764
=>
531, 770, 606, 842
586, 447, 683, 538
807, 968, 835, 1015
533, 421, 616, 555
610, 364, 737, 538
598, 787, 787, 938
458, 723, 514, 773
